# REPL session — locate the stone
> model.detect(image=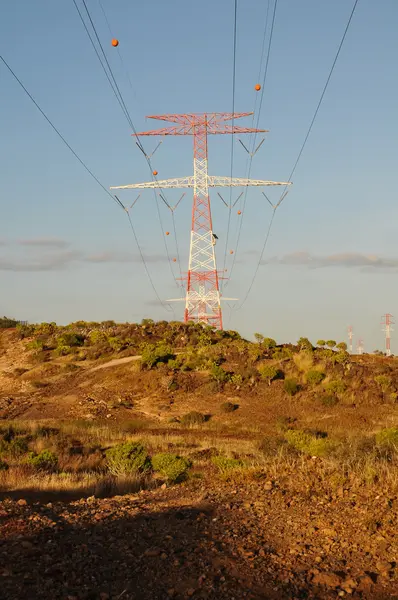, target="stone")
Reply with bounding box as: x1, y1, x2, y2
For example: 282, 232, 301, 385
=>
312, 572, 343, 588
